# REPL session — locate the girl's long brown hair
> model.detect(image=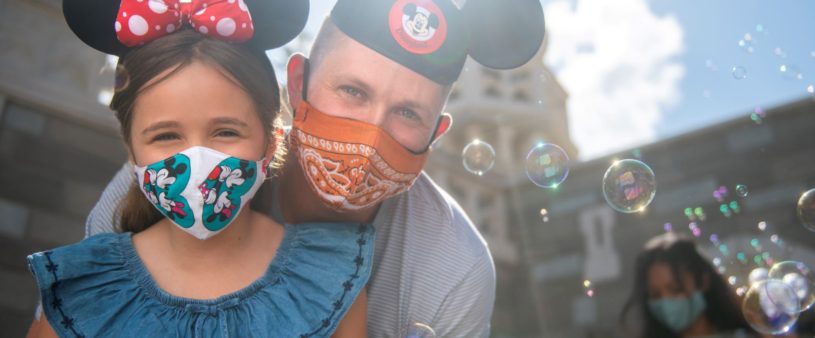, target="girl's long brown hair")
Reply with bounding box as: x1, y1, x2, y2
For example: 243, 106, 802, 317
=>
111, 29, 286, 233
